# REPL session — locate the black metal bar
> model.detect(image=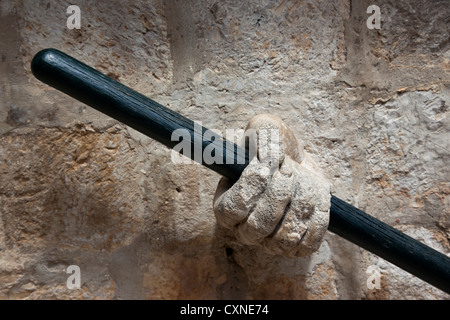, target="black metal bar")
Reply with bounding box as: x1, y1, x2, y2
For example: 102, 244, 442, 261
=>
31, 48, 450, 294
